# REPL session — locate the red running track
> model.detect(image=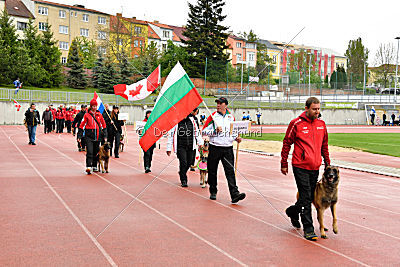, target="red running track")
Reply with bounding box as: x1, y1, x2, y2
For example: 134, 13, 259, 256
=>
1, 125, 399, 266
